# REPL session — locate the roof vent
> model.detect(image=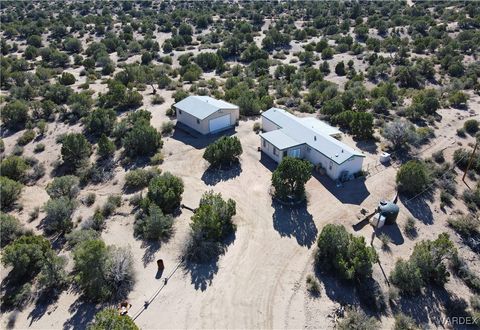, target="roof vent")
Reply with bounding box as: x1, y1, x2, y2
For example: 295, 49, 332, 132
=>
335, 154, 339, 157
341, 149, 344, 153
314, 136, 317, 141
